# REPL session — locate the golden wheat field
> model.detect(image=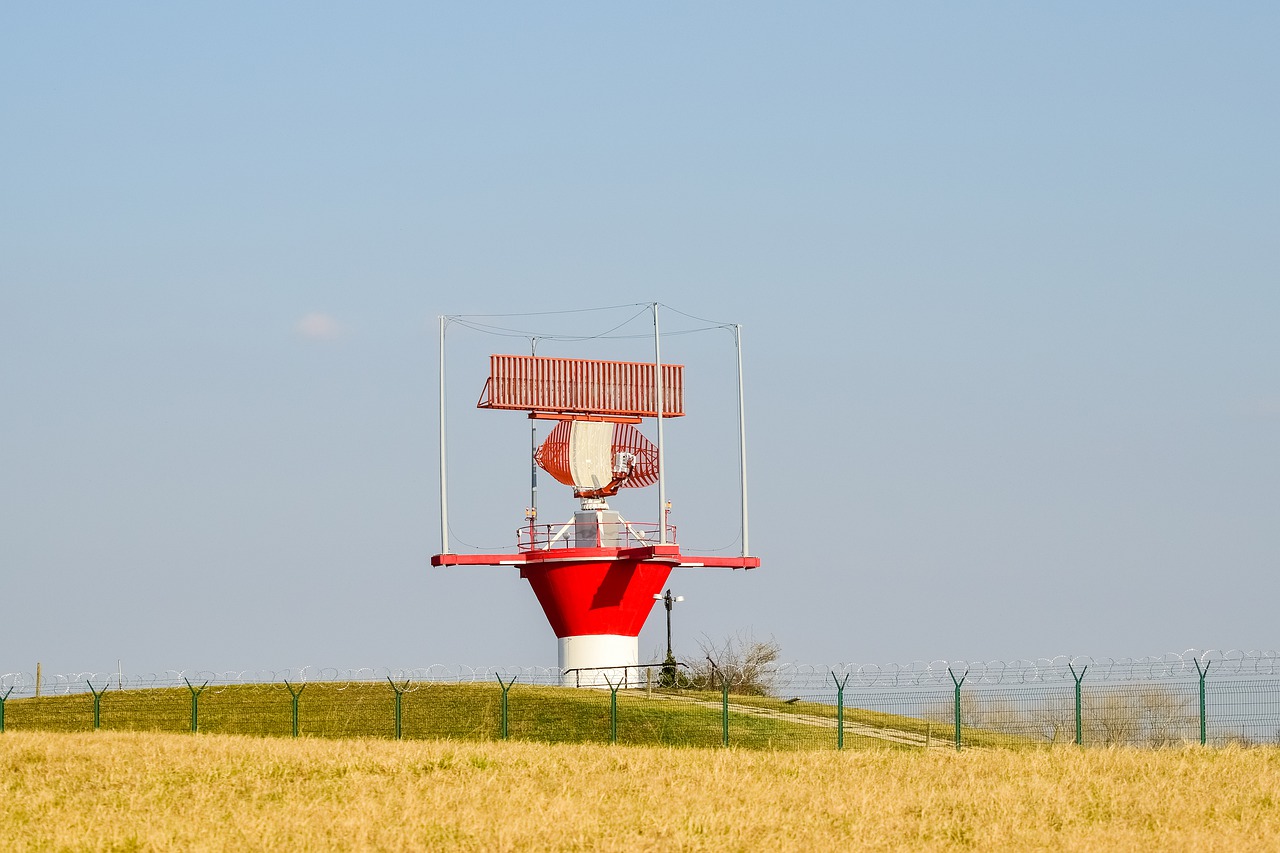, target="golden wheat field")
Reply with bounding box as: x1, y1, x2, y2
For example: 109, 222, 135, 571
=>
4, 732, 1280, 851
